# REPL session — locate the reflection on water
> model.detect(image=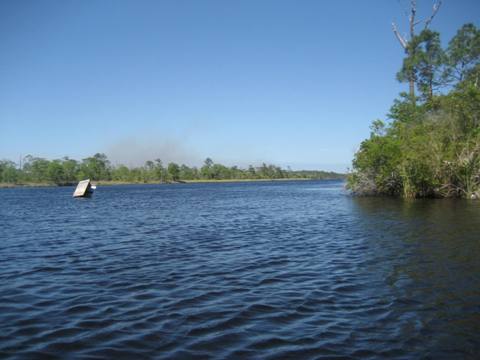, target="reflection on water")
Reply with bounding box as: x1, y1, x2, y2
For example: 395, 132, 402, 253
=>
351, 197, 480, 357
0, 181, 479, 359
